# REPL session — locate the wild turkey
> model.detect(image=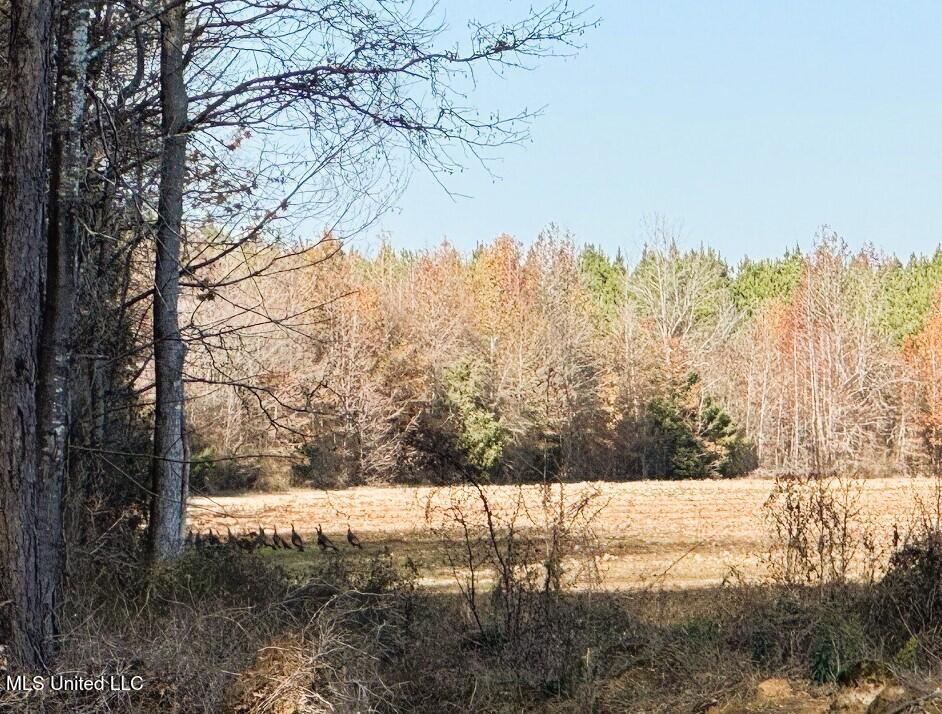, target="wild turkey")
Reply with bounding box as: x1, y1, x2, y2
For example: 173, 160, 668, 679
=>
316, 525, 338, 552
238, 529, 257, 552
272, 526, 290, 550
346, 526, 362, 549
257, 524, 275, 550
227, 526, 252, 552
290, 523, 304, 551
